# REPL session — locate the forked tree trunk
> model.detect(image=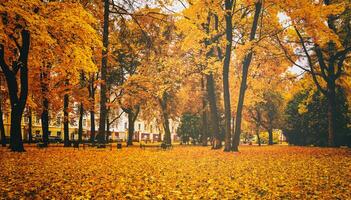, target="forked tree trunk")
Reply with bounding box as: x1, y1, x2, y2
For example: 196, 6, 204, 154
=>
232, 2, 262, 152
0, 30, 30, 152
